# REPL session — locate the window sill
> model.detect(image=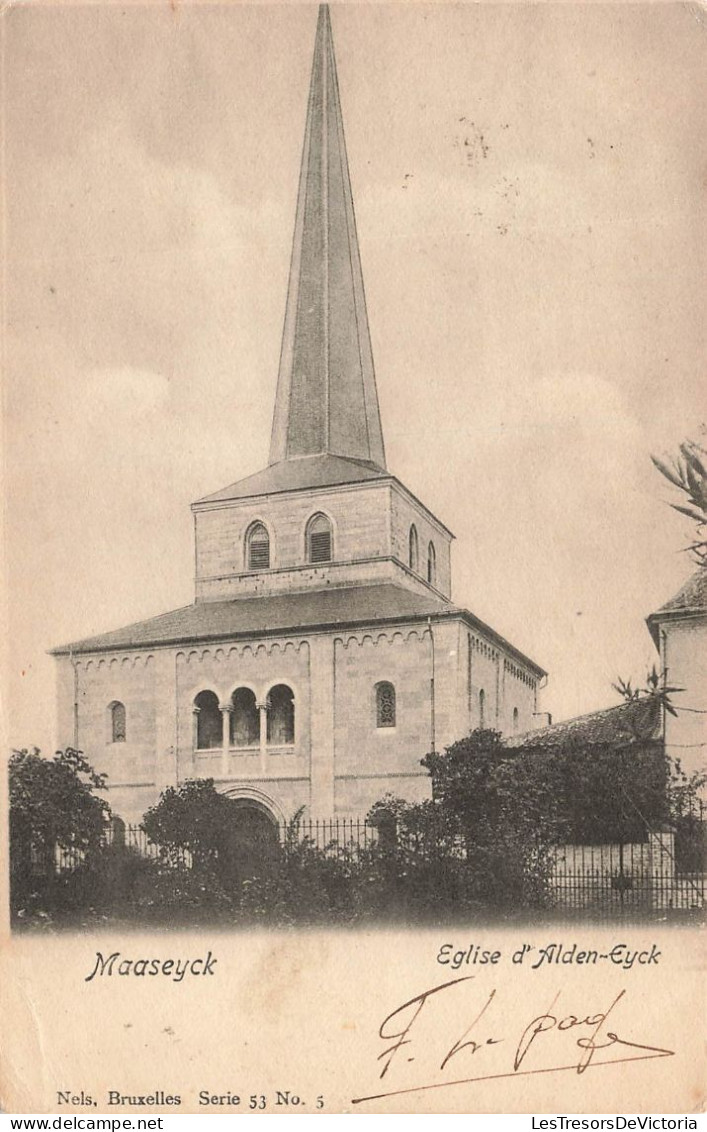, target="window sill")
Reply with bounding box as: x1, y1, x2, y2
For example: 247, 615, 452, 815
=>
194, 745, 298, 754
